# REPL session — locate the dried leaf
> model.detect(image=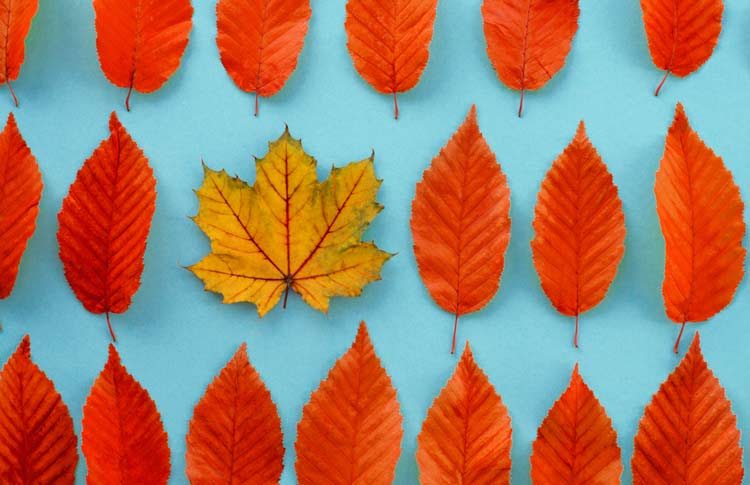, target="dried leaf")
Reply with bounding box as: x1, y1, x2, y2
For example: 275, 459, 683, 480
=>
641, 0, 723, 95
531, 364, 622, 484
417, 343, 512, 484
189, 127, 391, 317
295, 321, 403, 485
531, 121, 625, 347
632, 333, 743, 484
482, 0, 580, 116
186, 343, 284, 484
0, 336, 78, 484
82, 344, 170, 485
57, 112, 156, 342
345, 0, 438, 118
94, 0, 193, 110
0, 0, 39, 106
0, 114, 42, 299
216, 0, 311, 116
655, 103, 746, 352
410, 106, 511, 353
